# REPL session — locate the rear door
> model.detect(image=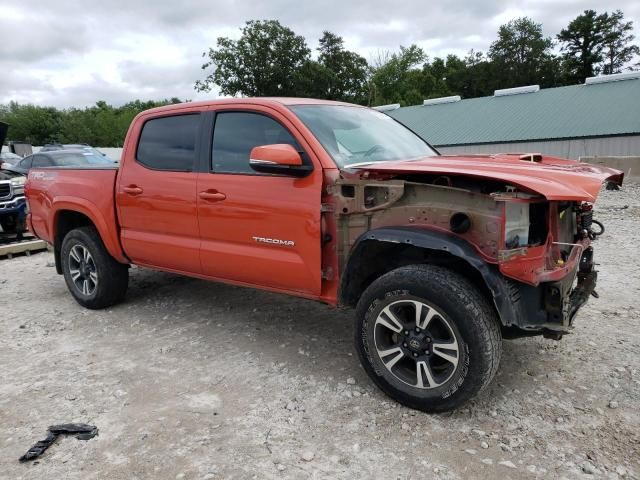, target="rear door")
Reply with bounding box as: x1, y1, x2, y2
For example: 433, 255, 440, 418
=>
196, 106, 323, 295
117, 112, 203, 273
